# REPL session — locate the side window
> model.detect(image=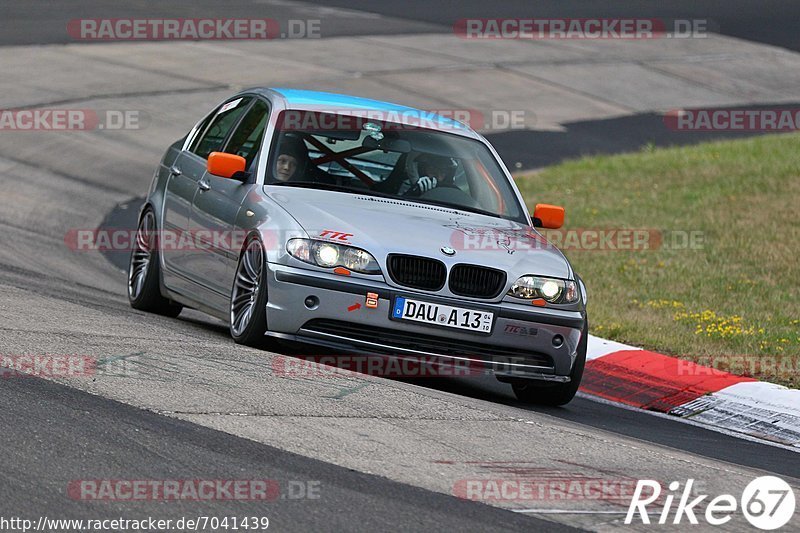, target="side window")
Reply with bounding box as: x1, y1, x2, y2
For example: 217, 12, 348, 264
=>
223, 100, 269, 169
186, 113, 214, 153
190, 97, 252, 159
